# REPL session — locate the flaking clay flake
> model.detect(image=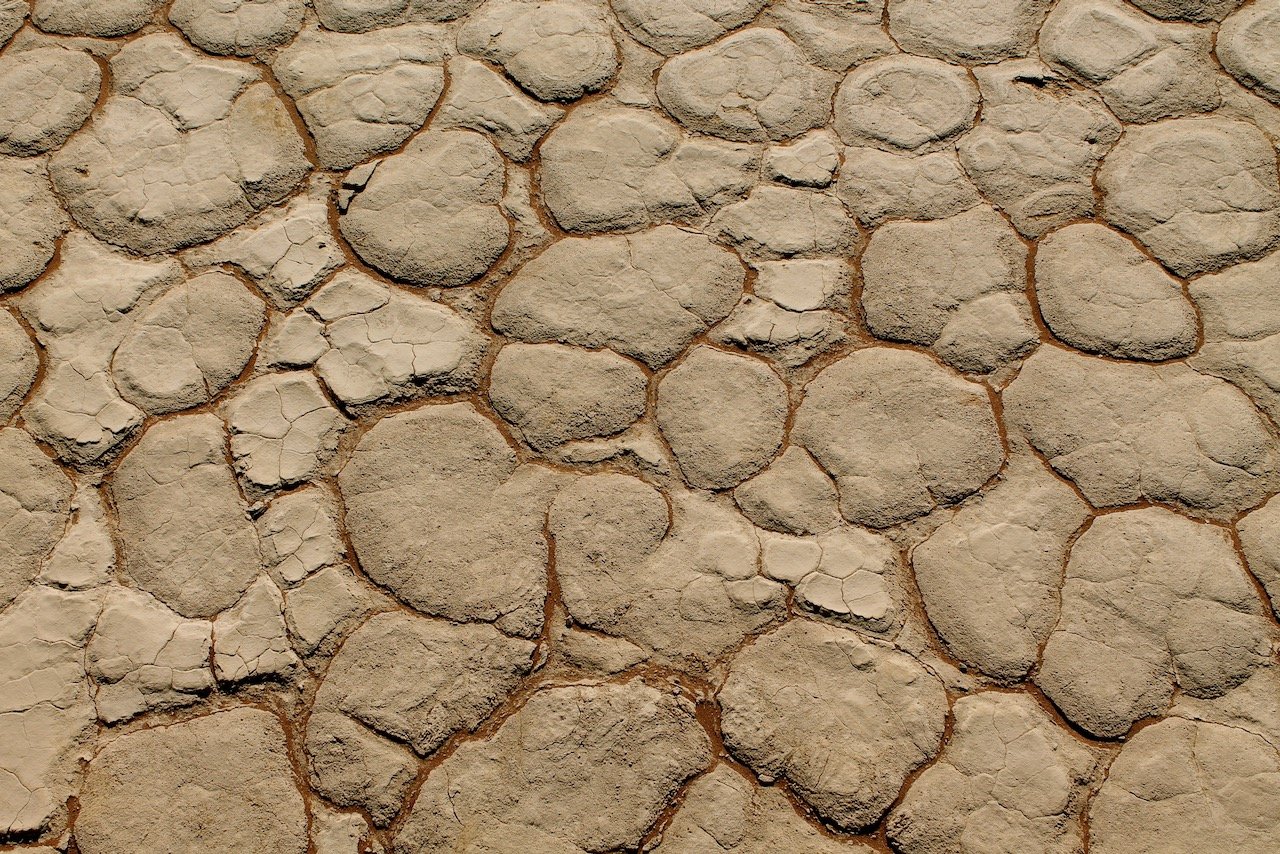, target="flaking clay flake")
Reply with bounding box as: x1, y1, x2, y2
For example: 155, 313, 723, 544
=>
4, 4, 1280, 852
